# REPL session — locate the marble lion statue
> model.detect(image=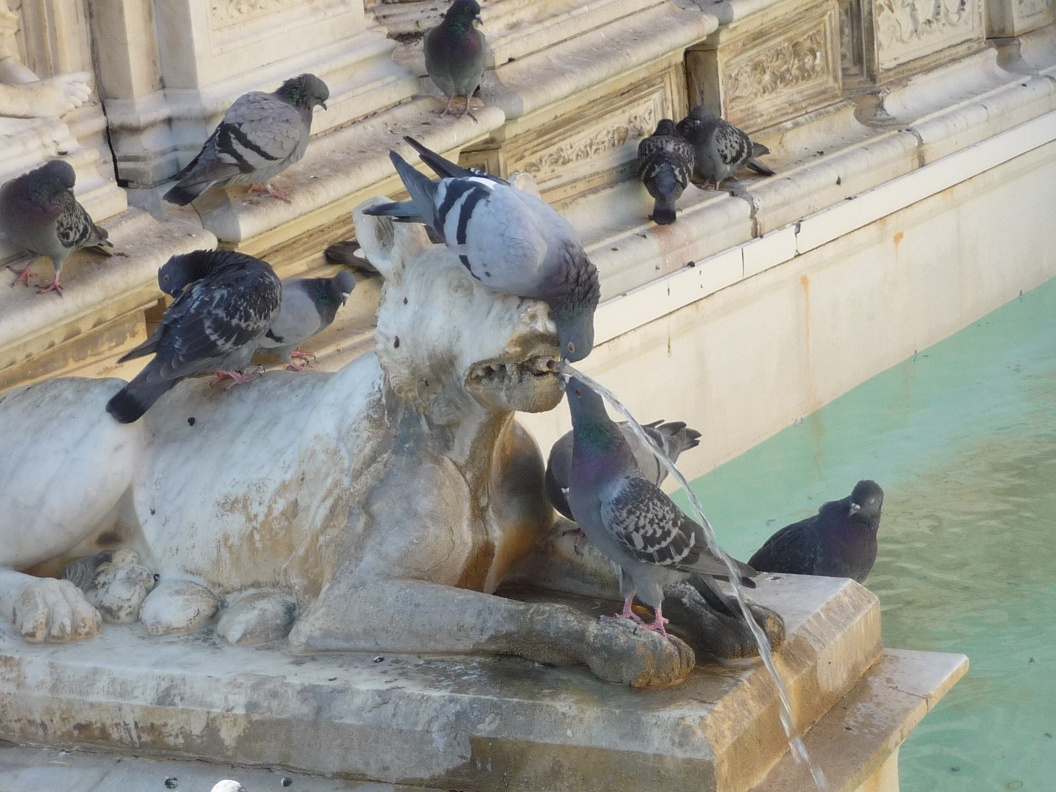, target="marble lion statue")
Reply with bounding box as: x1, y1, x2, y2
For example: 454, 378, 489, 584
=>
0, 199, 781, 687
